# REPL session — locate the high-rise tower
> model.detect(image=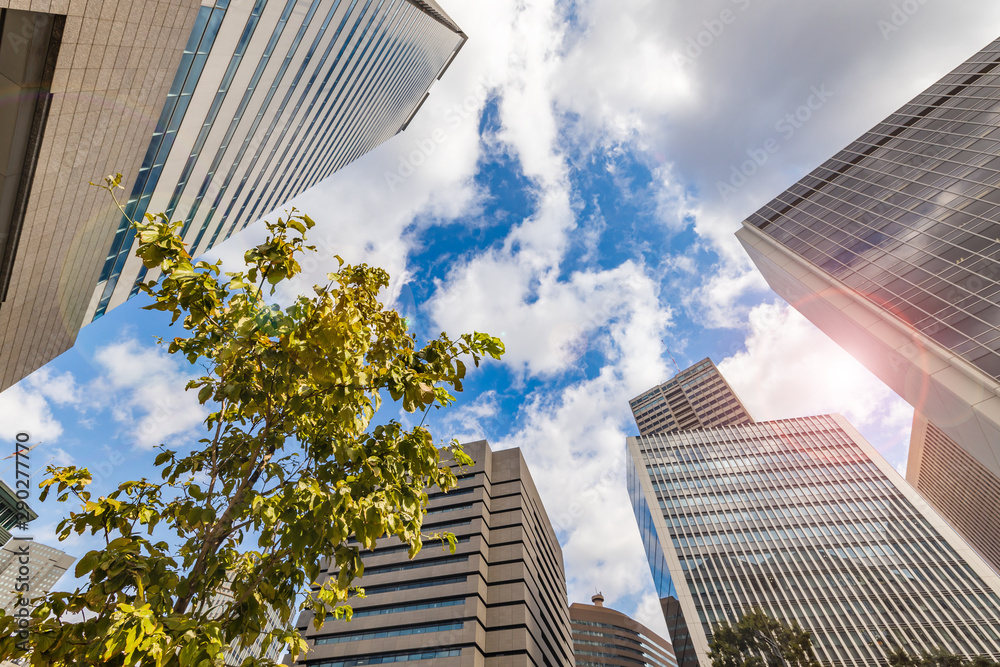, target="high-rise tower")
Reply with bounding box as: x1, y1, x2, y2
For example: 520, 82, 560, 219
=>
289, 440, 575, 667
0, 0, 465, 394
628, 414, 1000, 667
87, 0, 467, 322
736, 36, 1000, 582
0, 0, 201, 393
629, 359, 754, 437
